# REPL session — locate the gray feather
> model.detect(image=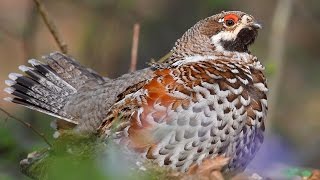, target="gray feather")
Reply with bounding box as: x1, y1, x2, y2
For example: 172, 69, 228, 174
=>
4, 52, 106, 125
4, 52, 154, 133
